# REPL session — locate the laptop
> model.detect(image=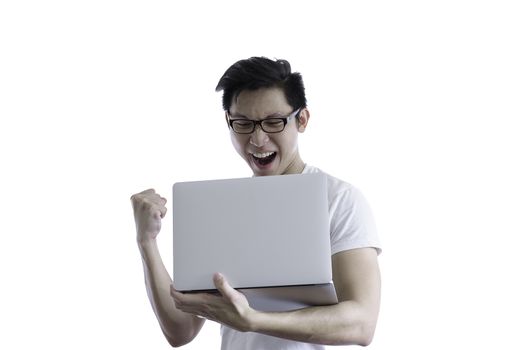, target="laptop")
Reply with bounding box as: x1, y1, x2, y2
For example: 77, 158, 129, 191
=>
172, 173, 338, 311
